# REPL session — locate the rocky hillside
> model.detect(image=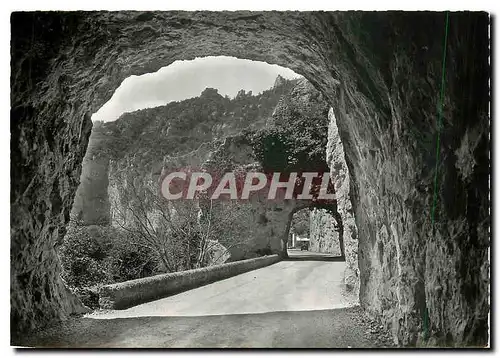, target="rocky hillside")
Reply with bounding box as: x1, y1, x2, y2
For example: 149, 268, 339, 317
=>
72, 75, 347, 264
71, 76, 297, 224
196, 78, 347, 260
